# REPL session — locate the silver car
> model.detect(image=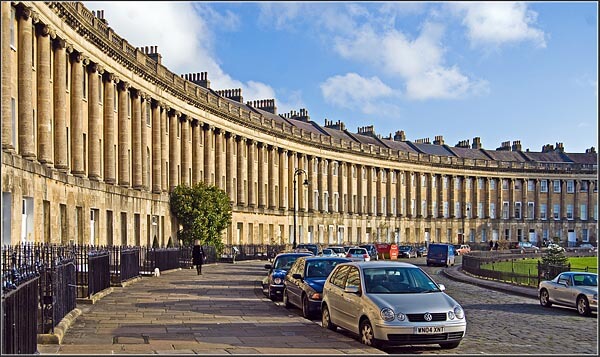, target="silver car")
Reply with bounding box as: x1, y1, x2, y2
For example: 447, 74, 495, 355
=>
538, 272, 597, 316
321, 262, 466, 349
